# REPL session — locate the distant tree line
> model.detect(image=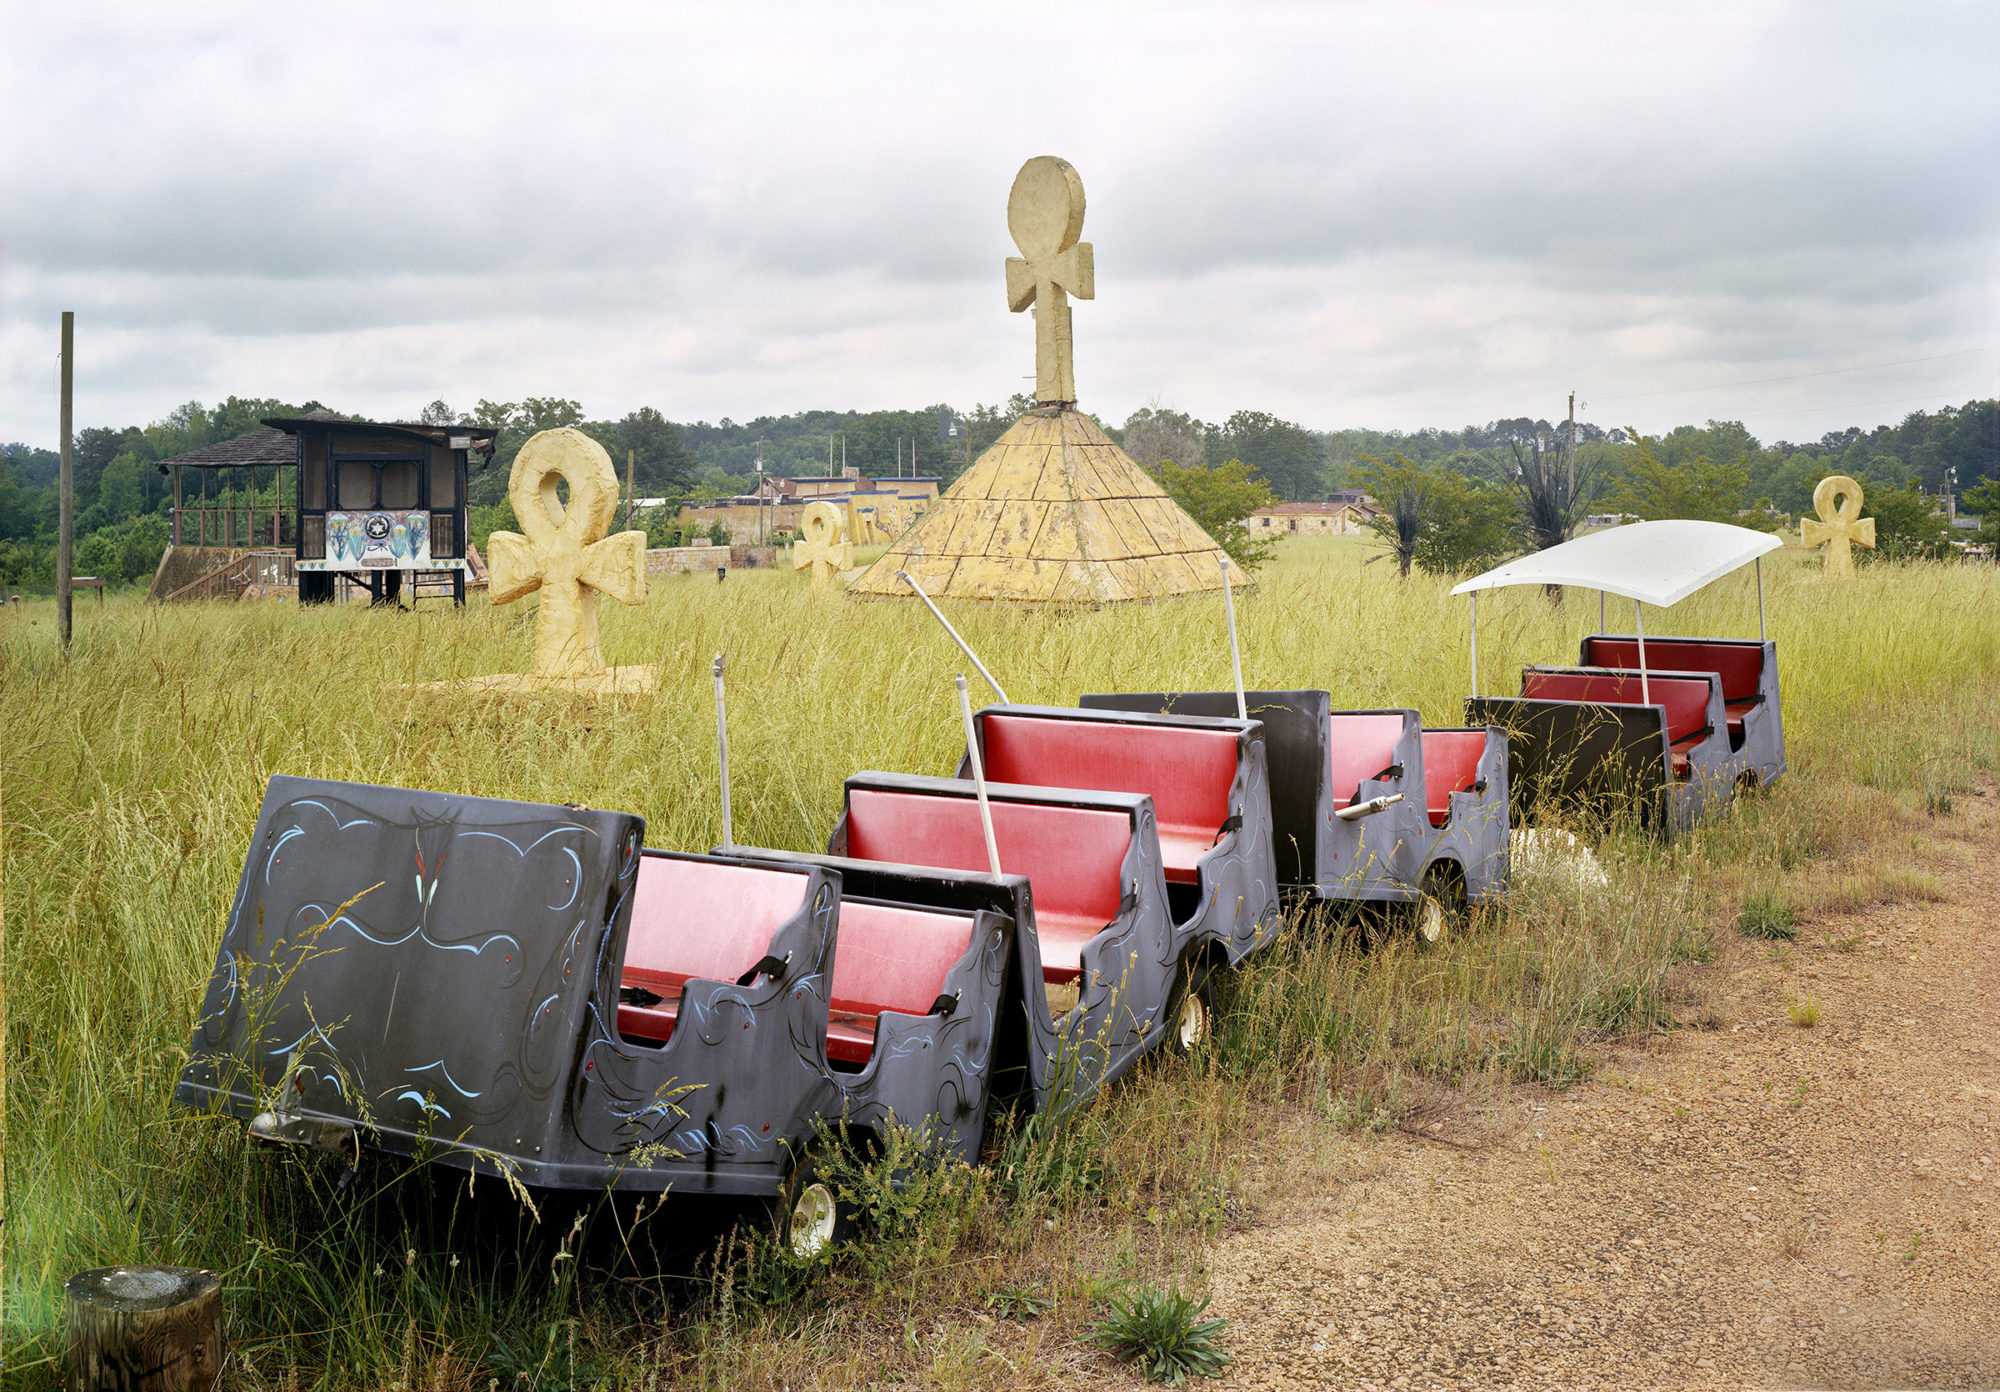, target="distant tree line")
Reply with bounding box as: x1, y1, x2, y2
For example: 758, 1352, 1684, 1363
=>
1344, 401, 1999, 577
2, 395, 1992, 590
